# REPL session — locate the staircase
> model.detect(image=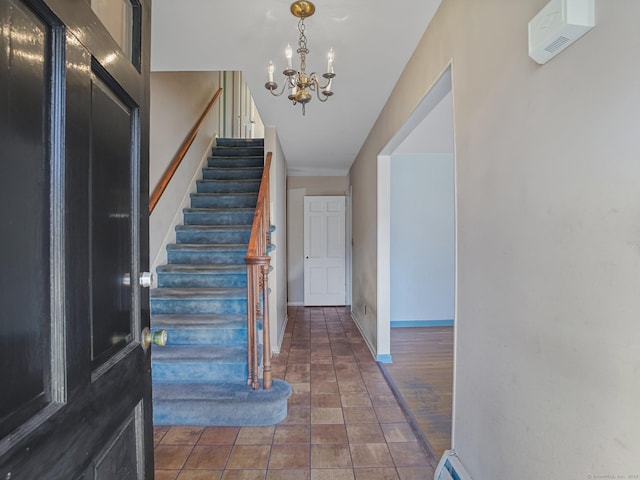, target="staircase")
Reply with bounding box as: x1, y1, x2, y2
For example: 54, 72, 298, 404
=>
150, 138, 291, 426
